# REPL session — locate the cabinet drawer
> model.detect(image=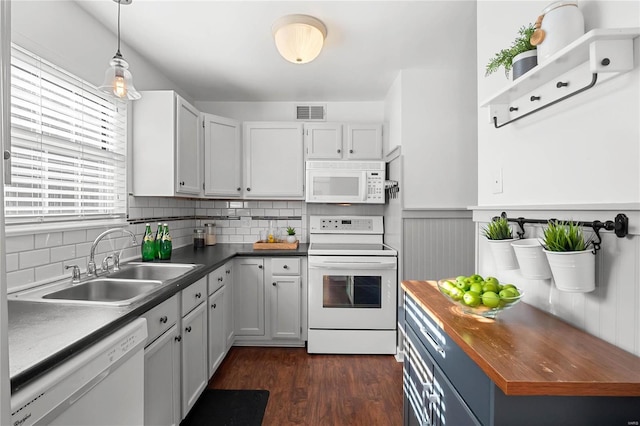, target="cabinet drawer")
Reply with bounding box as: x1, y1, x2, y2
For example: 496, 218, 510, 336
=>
182, 277, 207, 315
405, 294, 492, 425
143, 294, 179, 346
406, 325, 482, 426
271, 258, 300, 275
208, 267, 226, 295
